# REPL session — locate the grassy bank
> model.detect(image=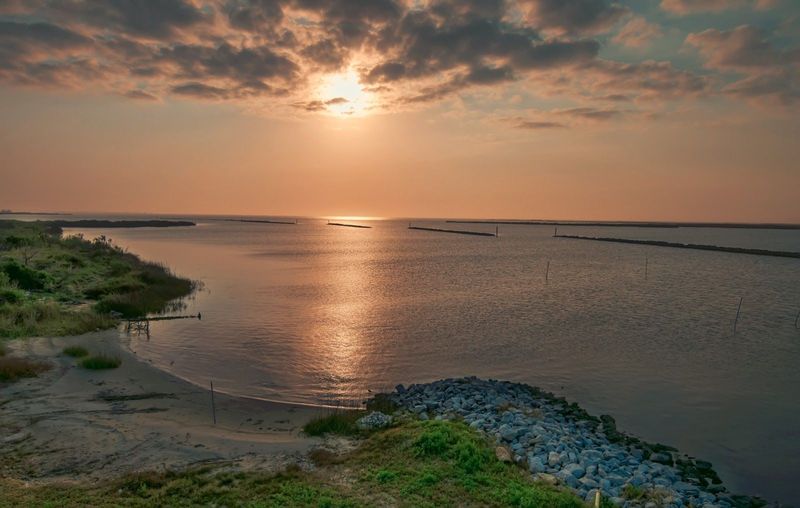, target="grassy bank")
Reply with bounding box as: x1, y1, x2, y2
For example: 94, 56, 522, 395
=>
0, 220, 195, 339
0, 418, 588, 507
